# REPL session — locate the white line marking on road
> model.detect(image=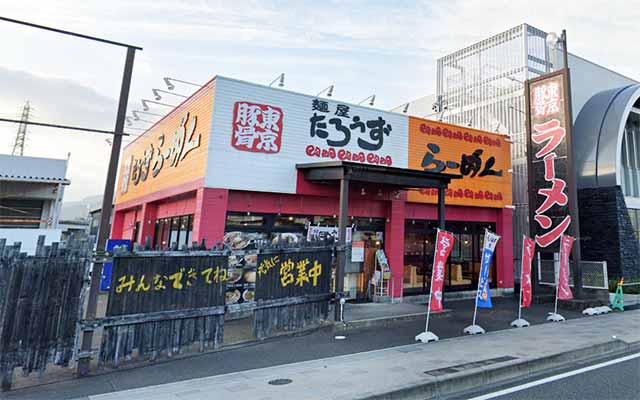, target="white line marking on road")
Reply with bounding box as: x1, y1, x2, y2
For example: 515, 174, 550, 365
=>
466, 352, 640, 400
